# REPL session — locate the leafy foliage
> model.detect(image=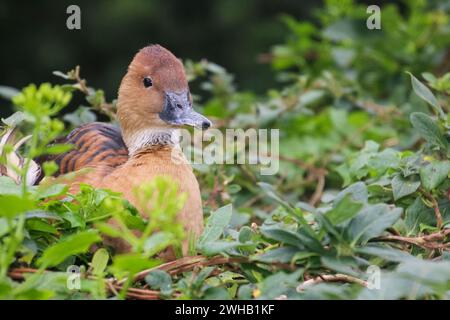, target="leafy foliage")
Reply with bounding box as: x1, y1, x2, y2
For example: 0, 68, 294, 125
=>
0, 0, 449, 300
